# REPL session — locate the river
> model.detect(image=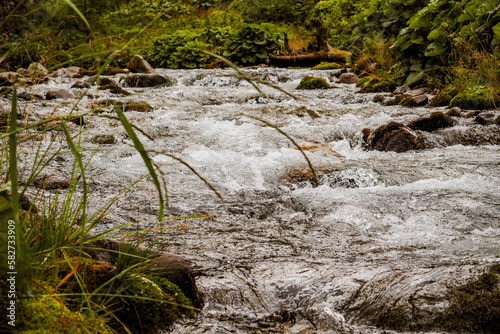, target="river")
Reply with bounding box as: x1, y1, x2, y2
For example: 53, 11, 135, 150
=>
15, 67, 500, 333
